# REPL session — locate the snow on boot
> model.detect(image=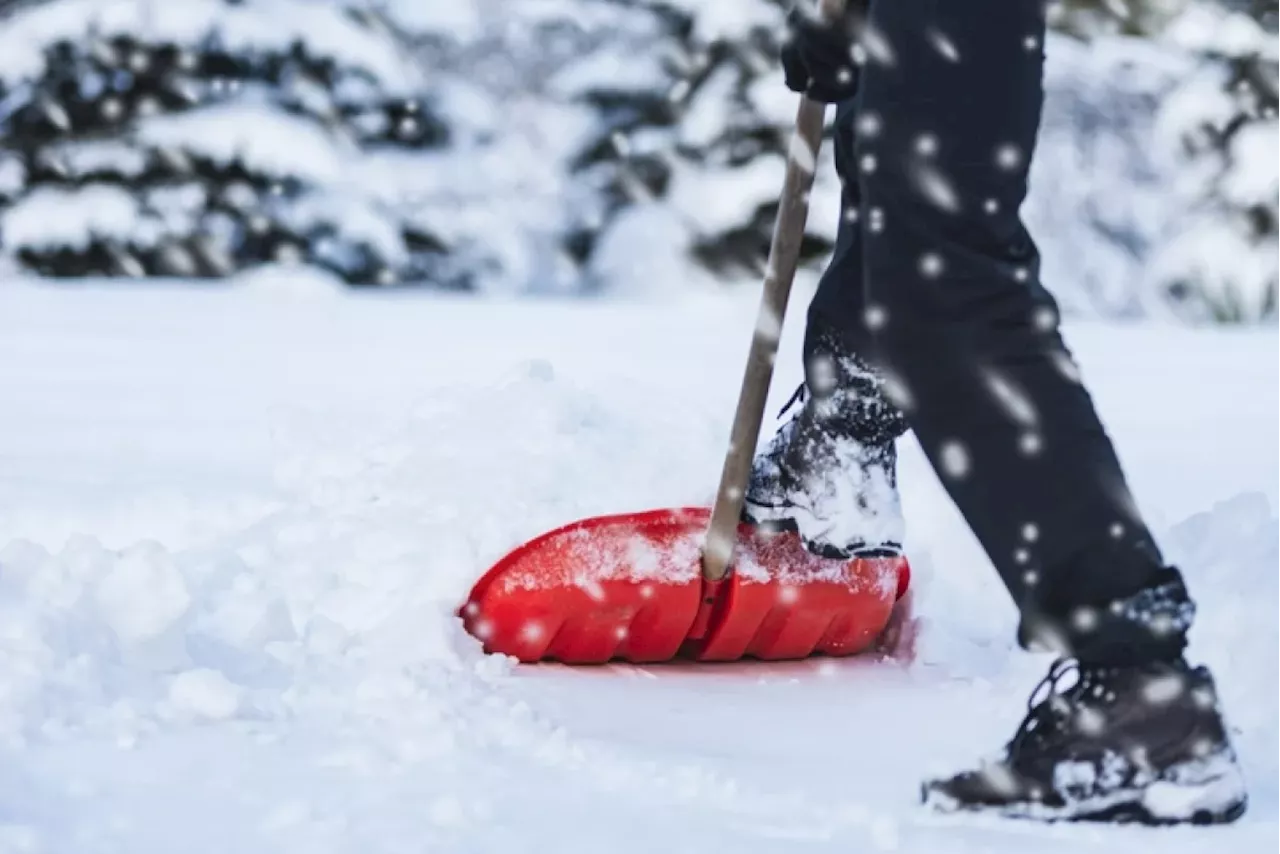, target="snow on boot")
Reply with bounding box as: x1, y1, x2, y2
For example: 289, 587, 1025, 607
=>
742, 344, 908, 559
921, 657, 1249, 825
